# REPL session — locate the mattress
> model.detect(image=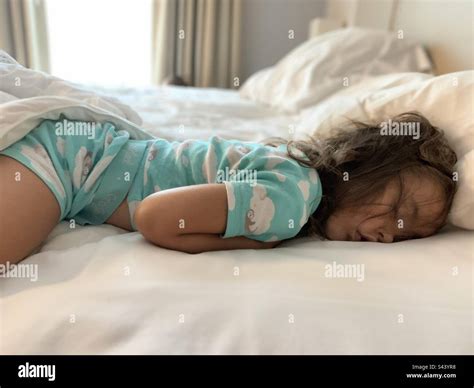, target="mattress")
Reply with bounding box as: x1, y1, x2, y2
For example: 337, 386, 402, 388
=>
1, 85, 472, 355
